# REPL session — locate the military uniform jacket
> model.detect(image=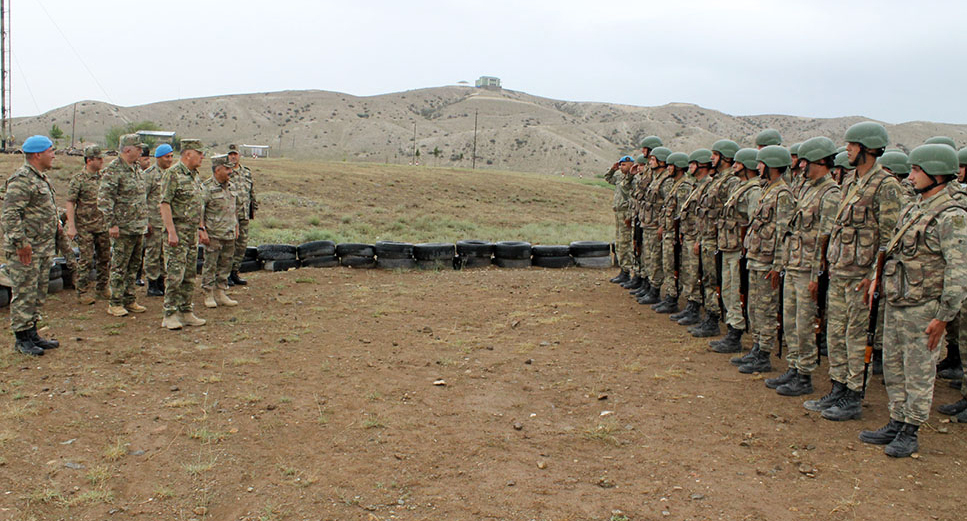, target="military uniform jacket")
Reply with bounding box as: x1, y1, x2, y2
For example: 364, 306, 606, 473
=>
881, 190, 967, 321
161, 161, 203, 228
660, 173, 695, 232
143, 164, 166, 229
67, 168, 106, 232
605, 168, 634, 217
1, 163, 57, 253
231, 165, 257, 222
97, 157, 147, 235
785, 176, 841, 277
698, 170, 739, 243
679, 175, 710, 240
718, 177, 762, 253
641, 169, 674, 229
827, 165, 902, 278
630, 165, 653, 215
744, 177, 794, 270
201, 176, 239, 241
